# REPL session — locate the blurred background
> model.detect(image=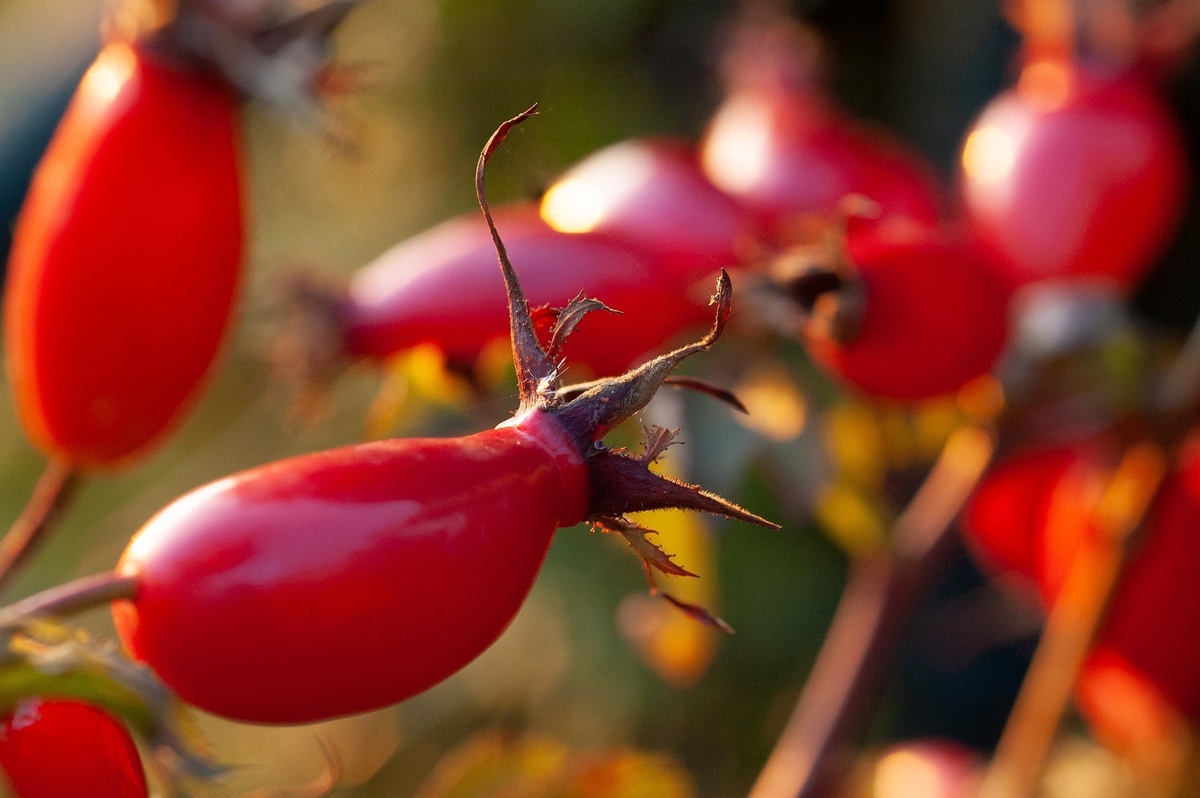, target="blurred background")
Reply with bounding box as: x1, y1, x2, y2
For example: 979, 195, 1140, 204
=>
1, 0, 1198, 795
